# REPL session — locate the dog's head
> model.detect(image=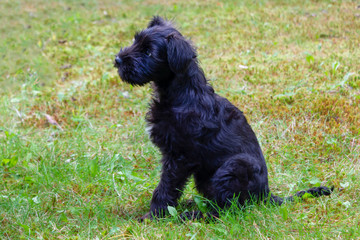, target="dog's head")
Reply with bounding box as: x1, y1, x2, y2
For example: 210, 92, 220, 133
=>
114, 16, 197, 86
